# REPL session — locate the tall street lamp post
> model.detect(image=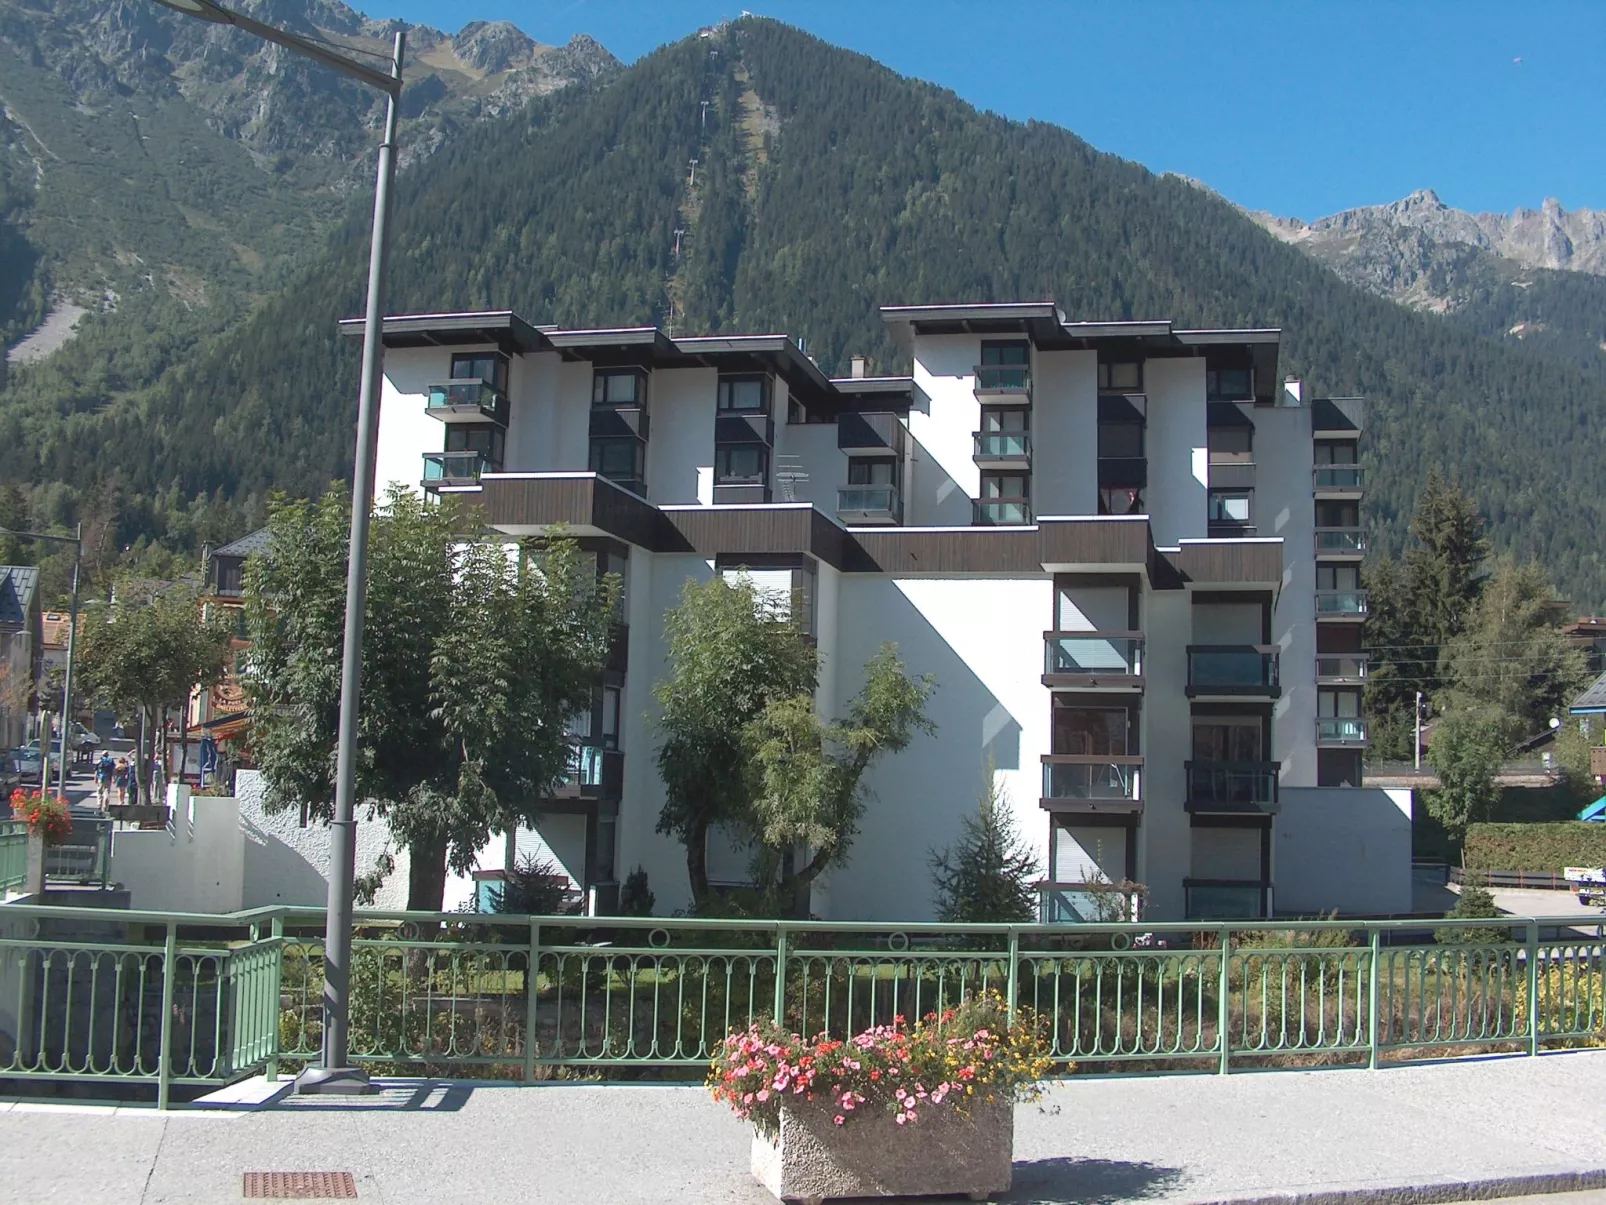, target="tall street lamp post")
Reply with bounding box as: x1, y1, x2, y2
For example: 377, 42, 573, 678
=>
0, 526, 81, 799
153, 0, 404, 1094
